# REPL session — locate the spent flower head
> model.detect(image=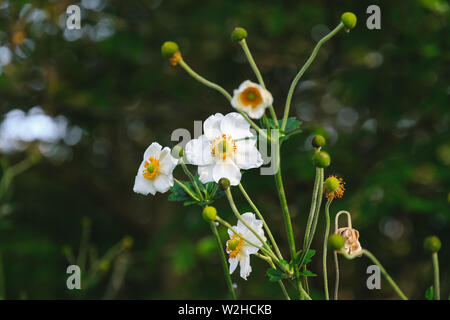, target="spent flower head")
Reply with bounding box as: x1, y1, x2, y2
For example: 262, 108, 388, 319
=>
324, 175, 345, 200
